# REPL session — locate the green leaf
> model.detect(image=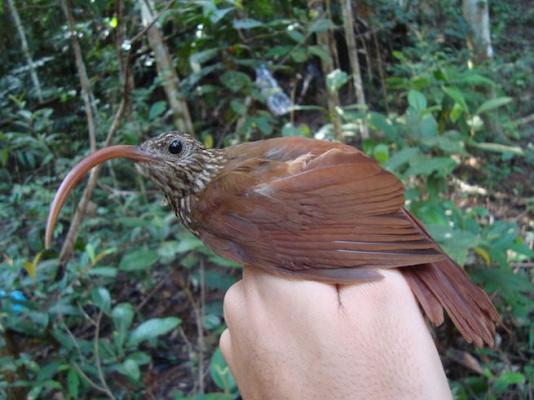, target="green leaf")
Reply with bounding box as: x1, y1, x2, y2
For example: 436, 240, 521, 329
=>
407, 90, 427, 112
326, 69, 348, 93
127, 317, 181, 347
91, 287, 111, 314
442, 86, 468, 111
468, 141, 524, 156
254, 116, 272, 135
230, 99, 246, 115
233, 18, 263, 29
86, 243, 96, 264
476, 97, 512, 114
88, 266, 118, 278
287, 28, 305, 43
190, 48, 219, 67
119, 359, 141, 381
494, 371, 525, 393
176, 236, 204, 253
291, 48, 308, 62
67, 368, 79, 399
309, 18, 332, 33
308, 45, 332, 64
405, 157, 457, 177
207, 7, 233, 24
426, 226, 479, 265
372, 144, 389, 164
369, 112, 397, 139
220, 71, 251, 92
149, 101, 167, 120
119, 249, 159, 272
437, 132, 465, 154
112, 303, 135, 349
449, 103, 463, 122
210, 347, 237, 392
128, 351, 151, 366
265, 46, 292, 58
419, 115, 439, 143
385, 147, 419, 171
